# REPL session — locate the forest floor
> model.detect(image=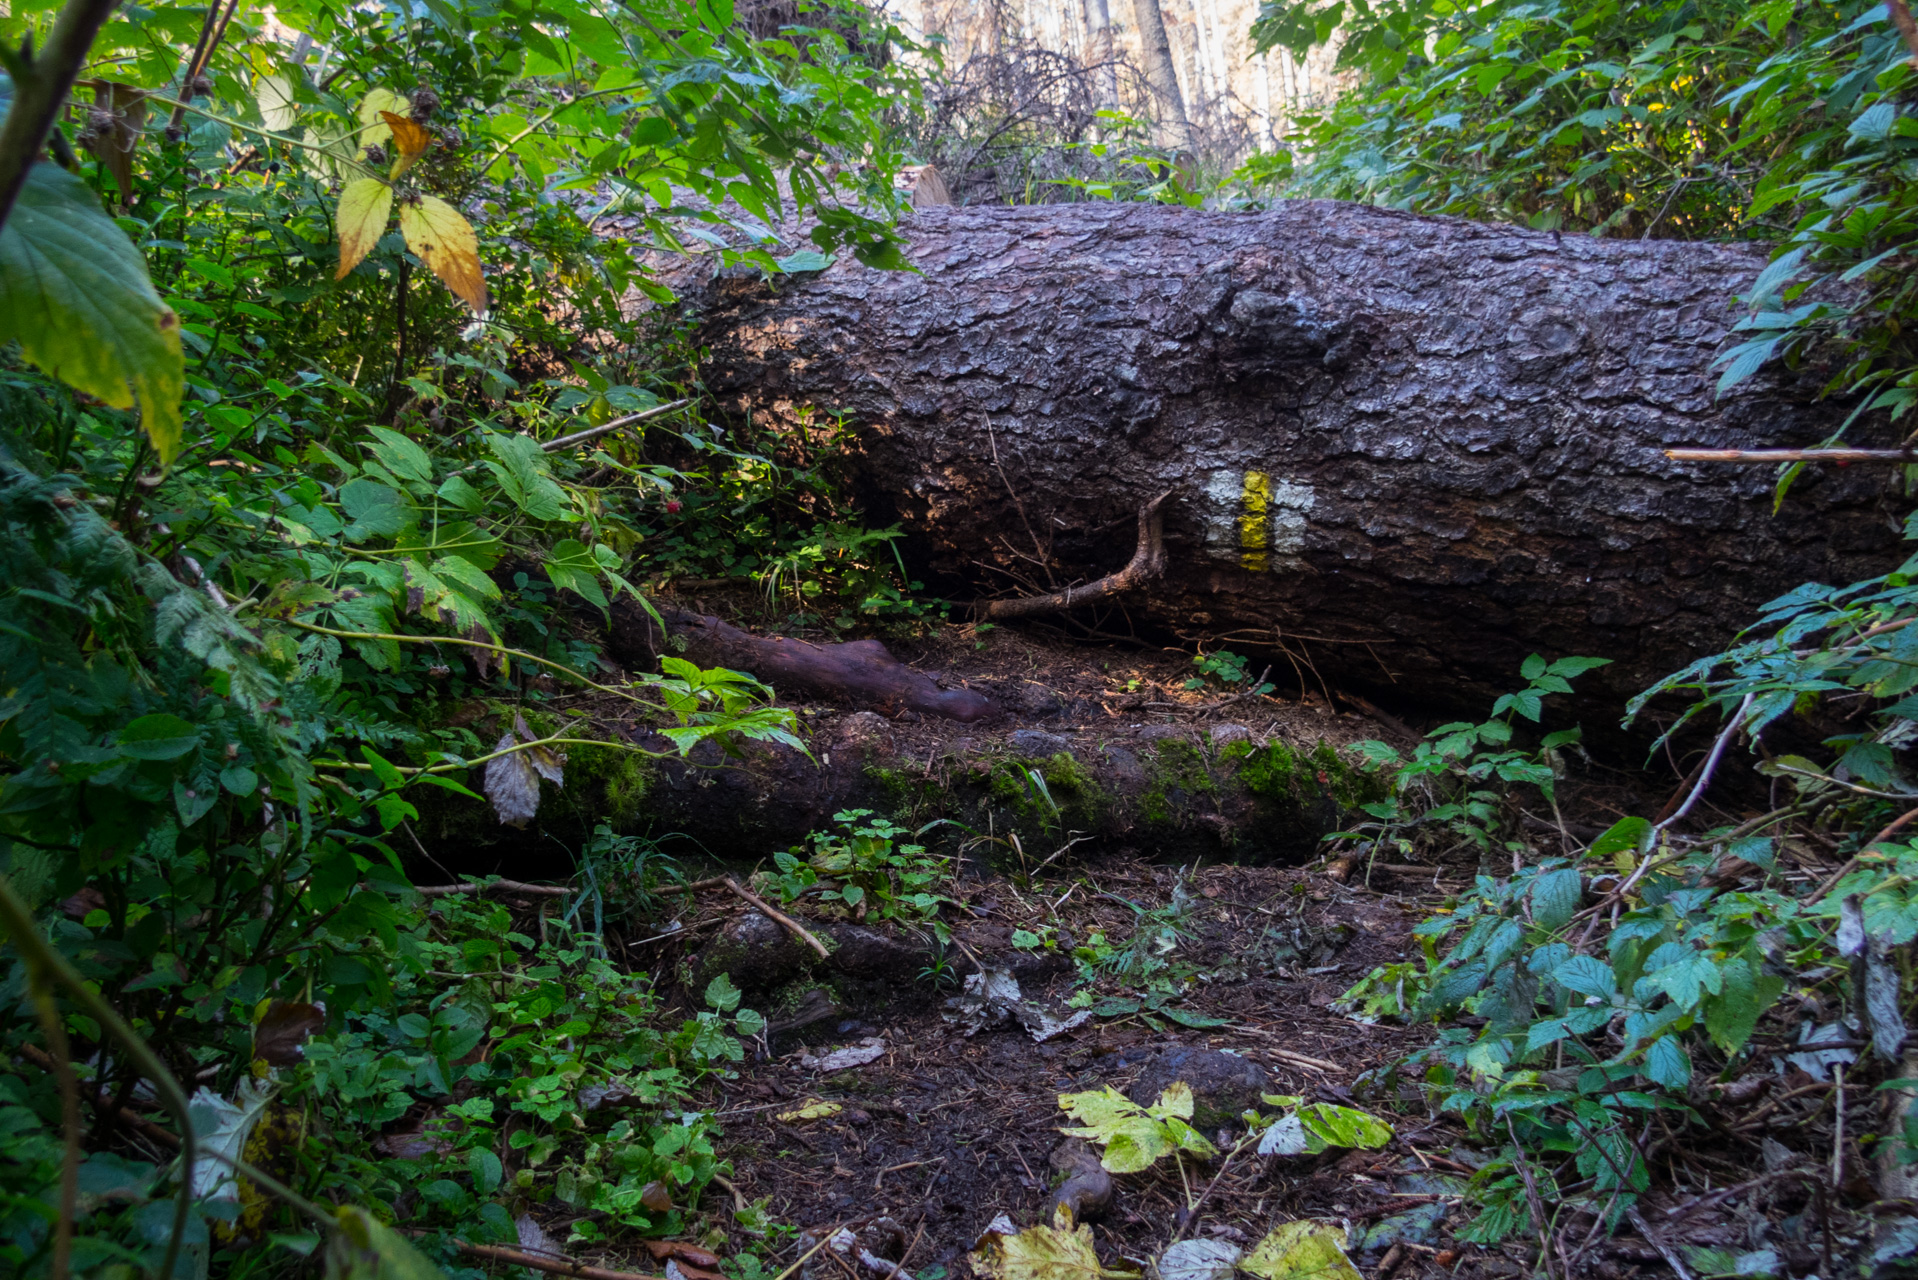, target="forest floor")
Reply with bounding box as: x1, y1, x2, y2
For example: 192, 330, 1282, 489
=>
463, 602, 1861, 1280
